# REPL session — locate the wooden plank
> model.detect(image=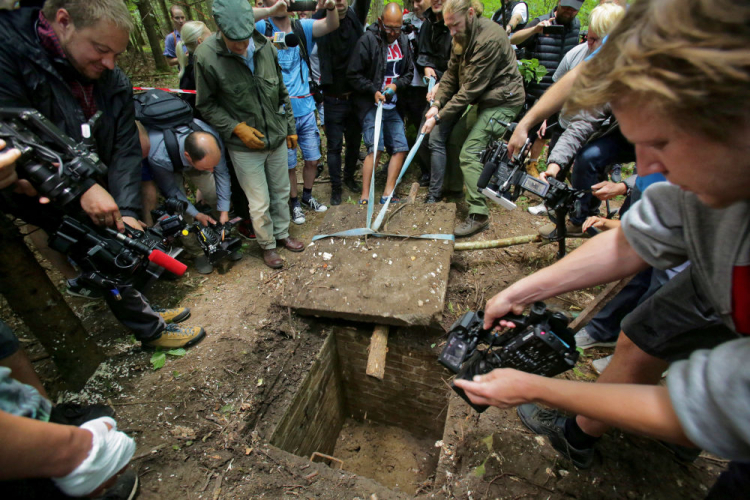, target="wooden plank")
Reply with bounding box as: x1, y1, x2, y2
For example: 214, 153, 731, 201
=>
366, 325, 389, 380
568, 276, 634, 332
407, 182, 420, 204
